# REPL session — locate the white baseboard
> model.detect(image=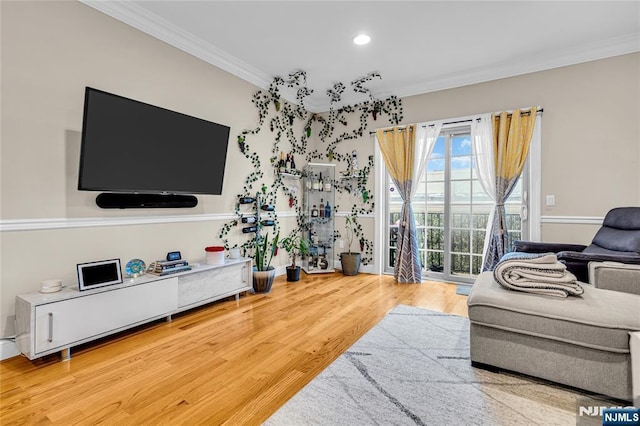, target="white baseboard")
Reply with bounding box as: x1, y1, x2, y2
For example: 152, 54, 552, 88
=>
334, 259, 375, 274
274, 261, 375, 276
0, 340, 20, 361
